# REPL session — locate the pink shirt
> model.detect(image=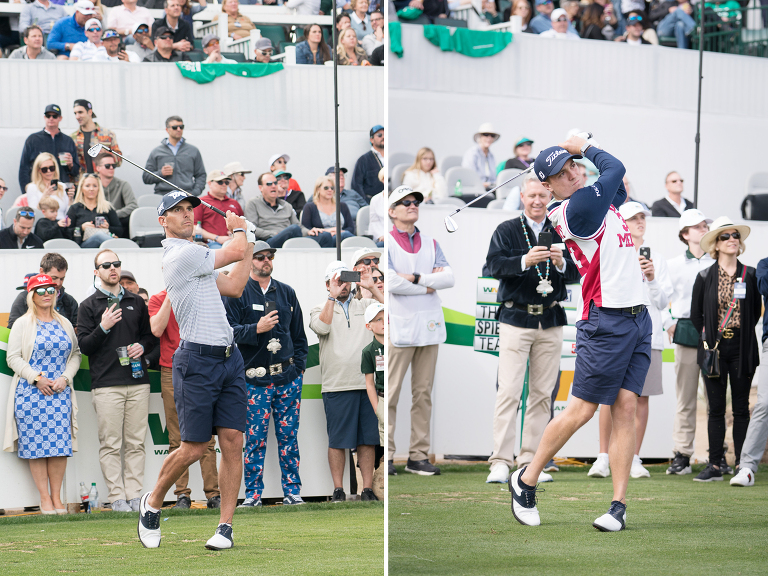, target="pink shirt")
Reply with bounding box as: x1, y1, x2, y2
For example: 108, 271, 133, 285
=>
107, 5, 154, 34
